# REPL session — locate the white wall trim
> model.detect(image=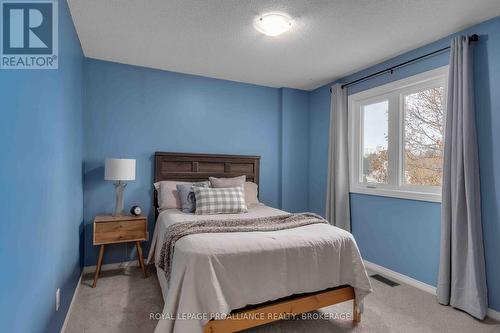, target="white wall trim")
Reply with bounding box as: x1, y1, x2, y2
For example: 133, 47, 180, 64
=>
364, 260, 437, 295
487, 308, 500, 321
364, 260, 500, 321
81, 258, 146, 274
60, 273, 82, 333
350, 187, 441, 203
